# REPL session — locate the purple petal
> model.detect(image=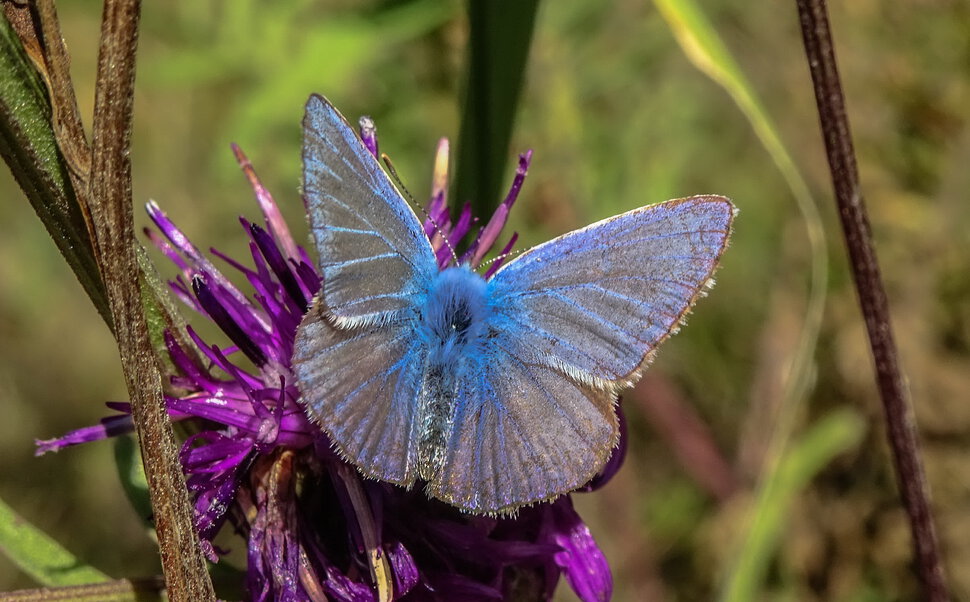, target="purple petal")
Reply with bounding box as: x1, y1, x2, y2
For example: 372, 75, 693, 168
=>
358, 116, 379, 159
192, 275, 268, 366
144, 227, 189, 272
421, 573, 504, 601
583, 404, 628, 492
470, 150, 531, 266
34, 413, 135, 455
147, 201, 252, 311
430, 138, 449, 206
232, 143, 301, 263
483, 232, 519, 279
248, 220, 308, 312
545, 499, 612, 602
385, 541, 419, 597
